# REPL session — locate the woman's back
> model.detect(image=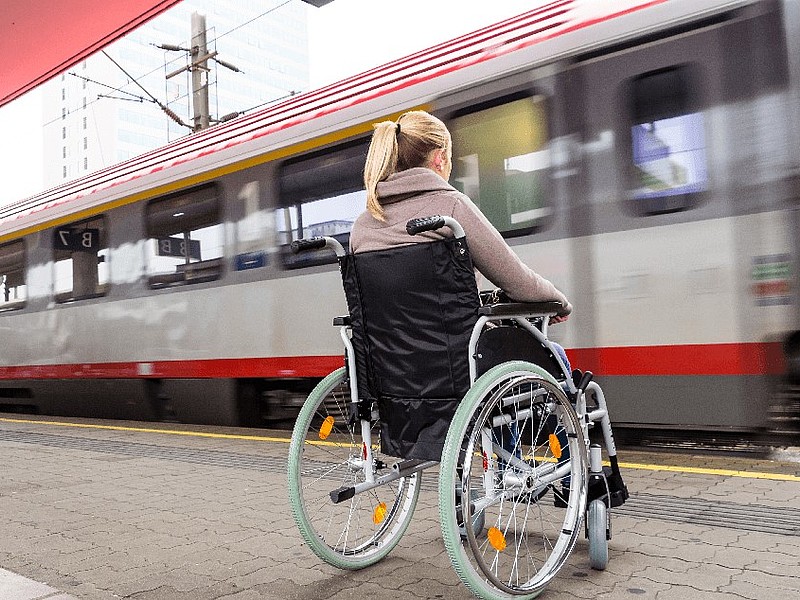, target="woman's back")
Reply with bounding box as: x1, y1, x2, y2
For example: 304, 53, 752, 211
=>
351, 165, 571, 308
